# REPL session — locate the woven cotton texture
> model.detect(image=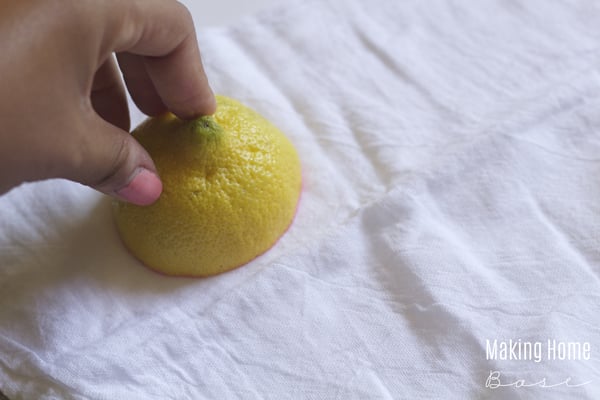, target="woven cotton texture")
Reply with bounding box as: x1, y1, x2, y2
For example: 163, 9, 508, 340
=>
2, 0, 600, 398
